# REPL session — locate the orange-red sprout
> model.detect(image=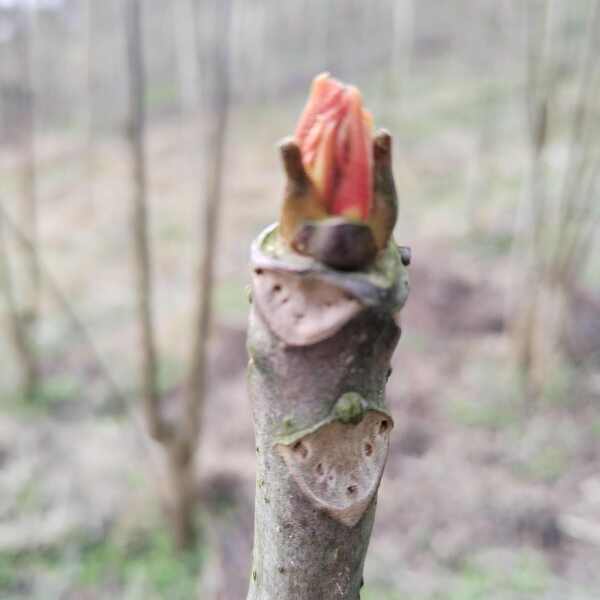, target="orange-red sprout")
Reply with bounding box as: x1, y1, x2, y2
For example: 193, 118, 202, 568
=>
295, 73, 373, 221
